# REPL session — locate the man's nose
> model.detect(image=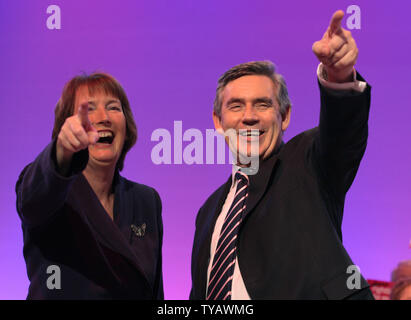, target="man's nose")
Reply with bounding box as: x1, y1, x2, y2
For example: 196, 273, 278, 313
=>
242, 104, 259, 125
